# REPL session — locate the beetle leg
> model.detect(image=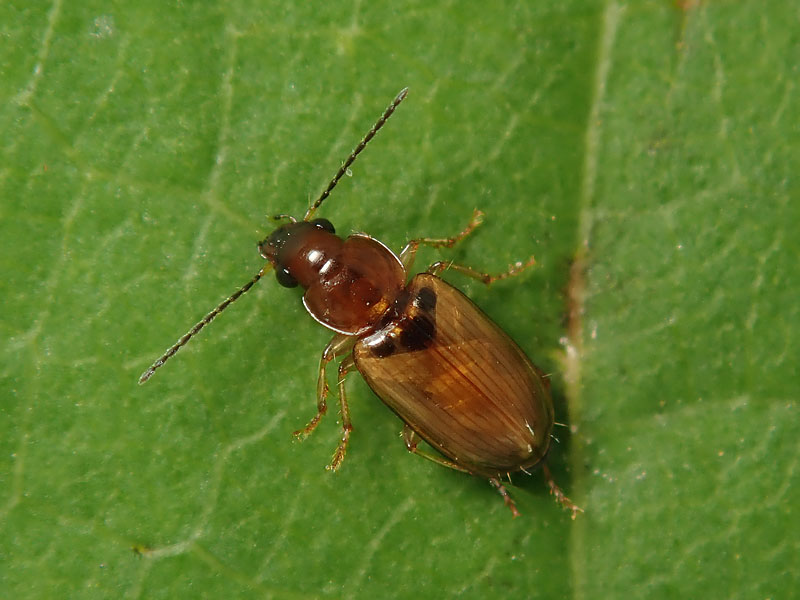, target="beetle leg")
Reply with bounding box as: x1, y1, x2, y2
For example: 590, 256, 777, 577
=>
401, 425, 470, 473
327, 354, 356, 471
426, 256, 536, 285
488, 477, 522, 518
399, 209, 484, 271
294, 333, 354, 441
404, 427, 522, 517
541, 463, 583, 519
